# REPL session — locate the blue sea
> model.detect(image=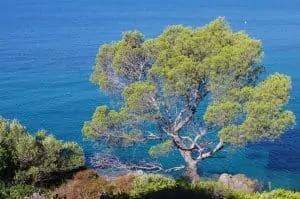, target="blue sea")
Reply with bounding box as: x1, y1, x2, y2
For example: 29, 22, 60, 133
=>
0, 0, 299, 189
